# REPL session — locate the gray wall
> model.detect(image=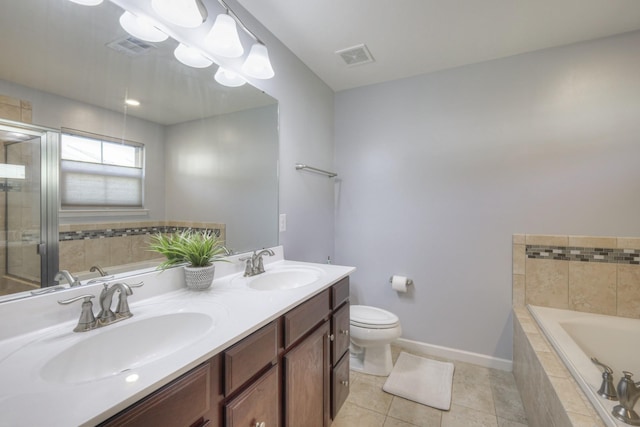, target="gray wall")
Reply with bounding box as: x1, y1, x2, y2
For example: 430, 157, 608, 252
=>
164, 105, 279, 253
226, 0, 336, 263
0, 79, 166, 222
334, 31, 640, 360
